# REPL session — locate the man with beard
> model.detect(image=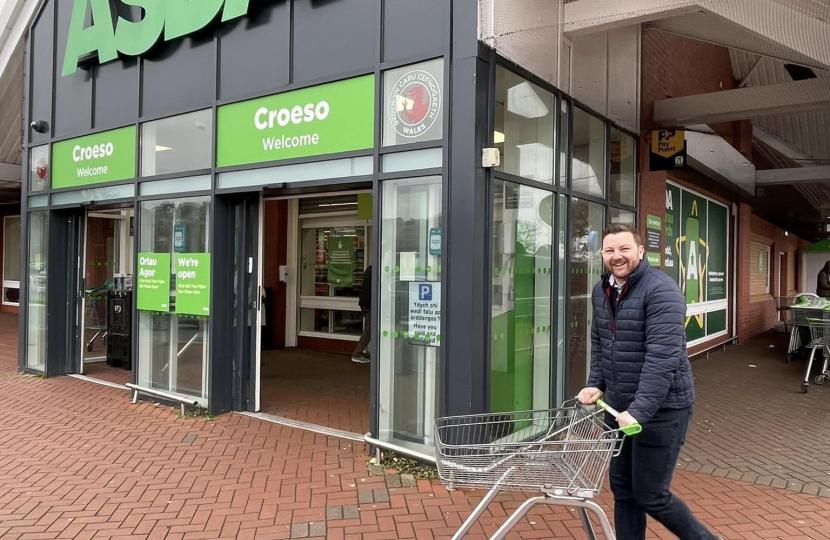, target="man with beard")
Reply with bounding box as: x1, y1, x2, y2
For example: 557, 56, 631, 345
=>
578, 224, 724, 540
